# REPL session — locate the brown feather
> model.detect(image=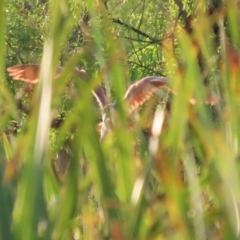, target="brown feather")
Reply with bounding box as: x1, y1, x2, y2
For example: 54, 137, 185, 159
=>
124, 76, 168, 112
7, 64, 64, 84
